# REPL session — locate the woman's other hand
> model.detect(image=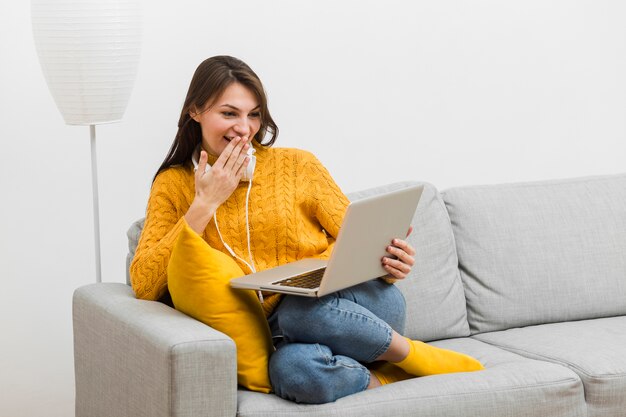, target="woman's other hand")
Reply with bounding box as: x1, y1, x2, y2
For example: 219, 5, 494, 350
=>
184, 136, 250, 234
381, 226, 415, 280
195, 136, 250, 204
